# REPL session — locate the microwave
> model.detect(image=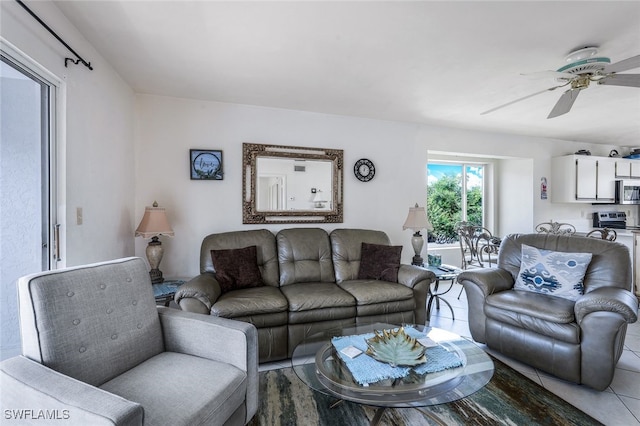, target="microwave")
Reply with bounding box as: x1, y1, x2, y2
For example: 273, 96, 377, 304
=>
616, 180, 640, 204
